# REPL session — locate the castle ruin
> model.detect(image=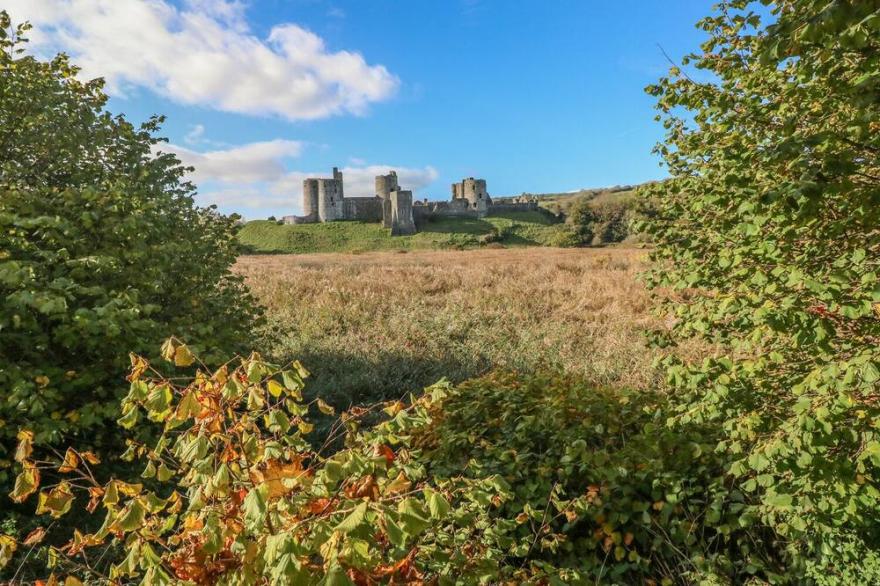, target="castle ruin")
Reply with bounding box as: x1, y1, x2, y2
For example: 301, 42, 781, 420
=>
285, 168, 538, 235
